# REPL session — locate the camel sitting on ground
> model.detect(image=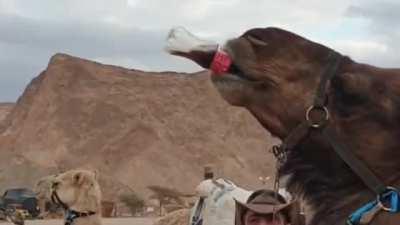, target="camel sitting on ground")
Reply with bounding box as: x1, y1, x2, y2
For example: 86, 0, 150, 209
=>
36, 169, 102, 225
